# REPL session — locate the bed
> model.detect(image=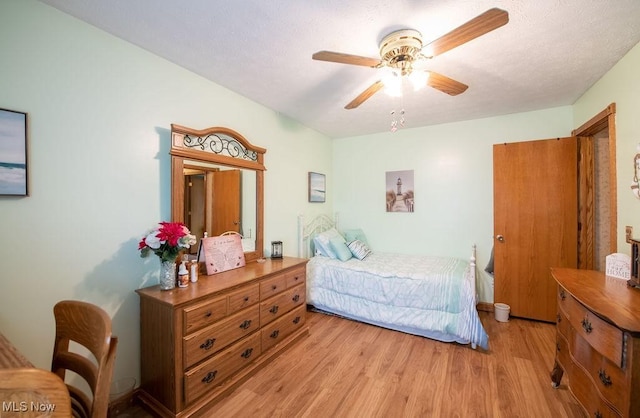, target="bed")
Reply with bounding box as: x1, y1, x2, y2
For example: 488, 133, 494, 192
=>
297, 214, 489, 350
